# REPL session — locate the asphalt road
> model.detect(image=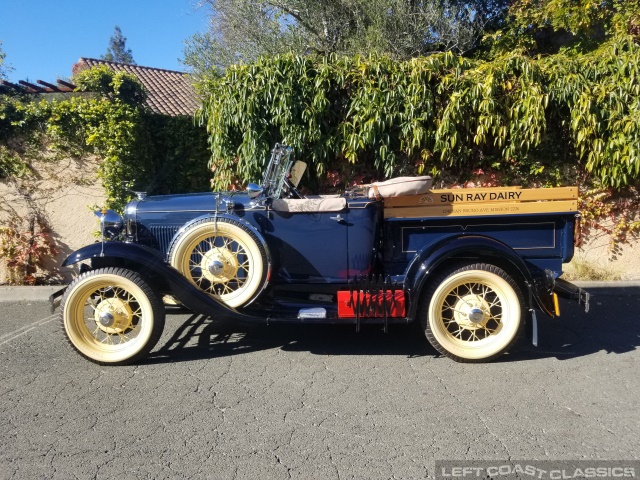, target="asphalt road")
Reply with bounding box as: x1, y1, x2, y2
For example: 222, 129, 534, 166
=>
1, 287, 639, 480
